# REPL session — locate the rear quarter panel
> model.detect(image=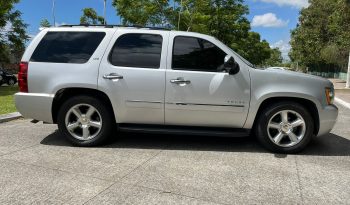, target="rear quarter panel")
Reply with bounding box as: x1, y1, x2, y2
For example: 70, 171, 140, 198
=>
23, 28, 116, 94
